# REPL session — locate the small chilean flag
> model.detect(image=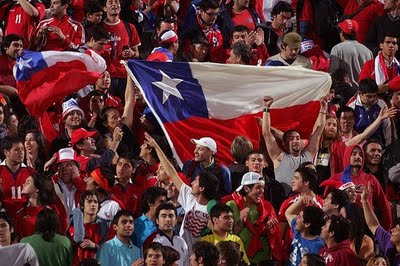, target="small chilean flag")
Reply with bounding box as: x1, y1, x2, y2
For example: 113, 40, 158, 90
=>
125, 60, 331, 166
13, 50, 106, 117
